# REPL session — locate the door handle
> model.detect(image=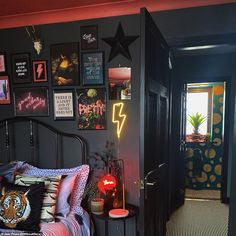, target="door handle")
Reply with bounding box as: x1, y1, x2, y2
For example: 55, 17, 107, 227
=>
144, 168, 159, 199
146, 181, 156, 186
144, 163, 166, 199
